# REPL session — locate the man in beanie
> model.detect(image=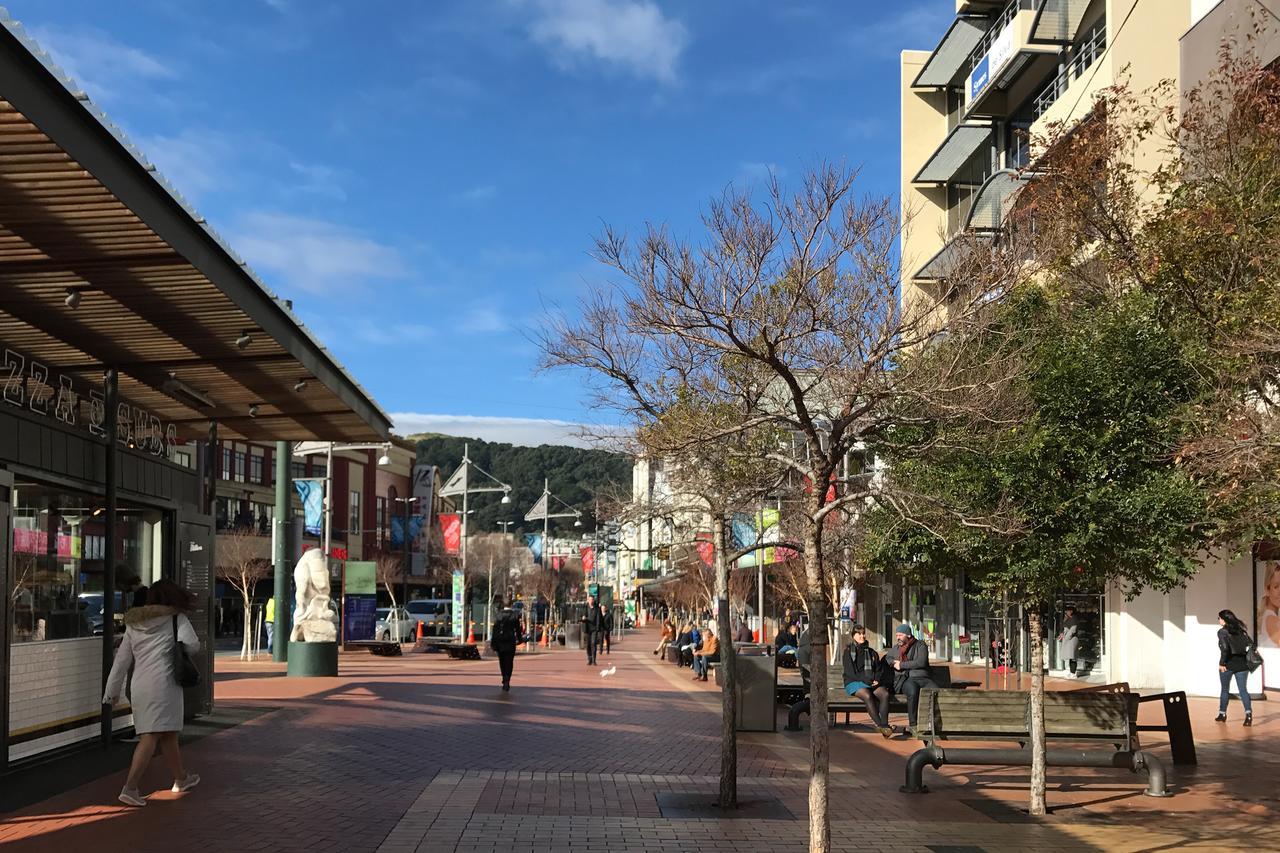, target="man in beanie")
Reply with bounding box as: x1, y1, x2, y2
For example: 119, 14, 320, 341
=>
885, 623, 936, 735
